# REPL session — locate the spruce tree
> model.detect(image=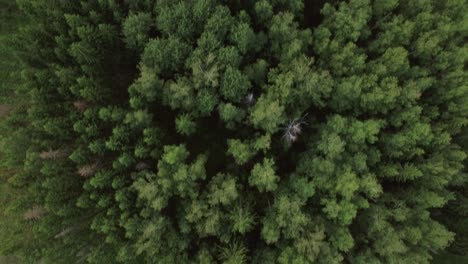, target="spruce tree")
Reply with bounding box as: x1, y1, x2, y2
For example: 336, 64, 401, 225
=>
0, 0, 466, 263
